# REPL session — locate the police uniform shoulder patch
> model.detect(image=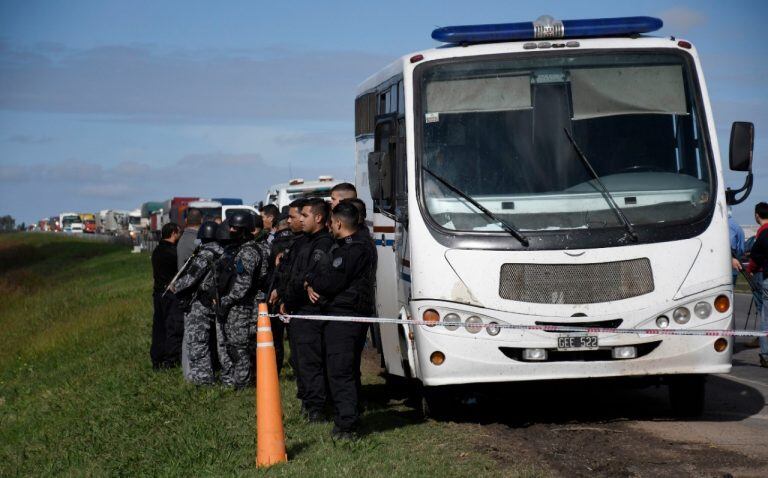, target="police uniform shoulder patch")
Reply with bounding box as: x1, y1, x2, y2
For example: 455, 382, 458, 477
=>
333, 256, 343, 268
312, 249, 325, 262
